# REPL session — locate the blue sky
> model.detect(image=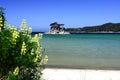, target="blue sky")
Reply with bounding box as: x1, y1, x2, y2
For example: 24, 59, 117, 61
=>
0, 0, 120, 32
